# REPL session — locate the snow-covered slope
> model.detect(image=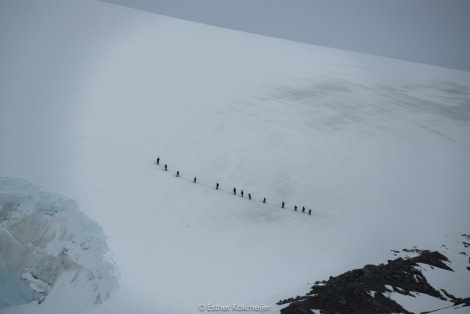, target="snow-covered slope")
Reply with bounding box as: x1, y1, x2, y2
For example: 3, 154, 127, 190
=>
1, 0, 469, 313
